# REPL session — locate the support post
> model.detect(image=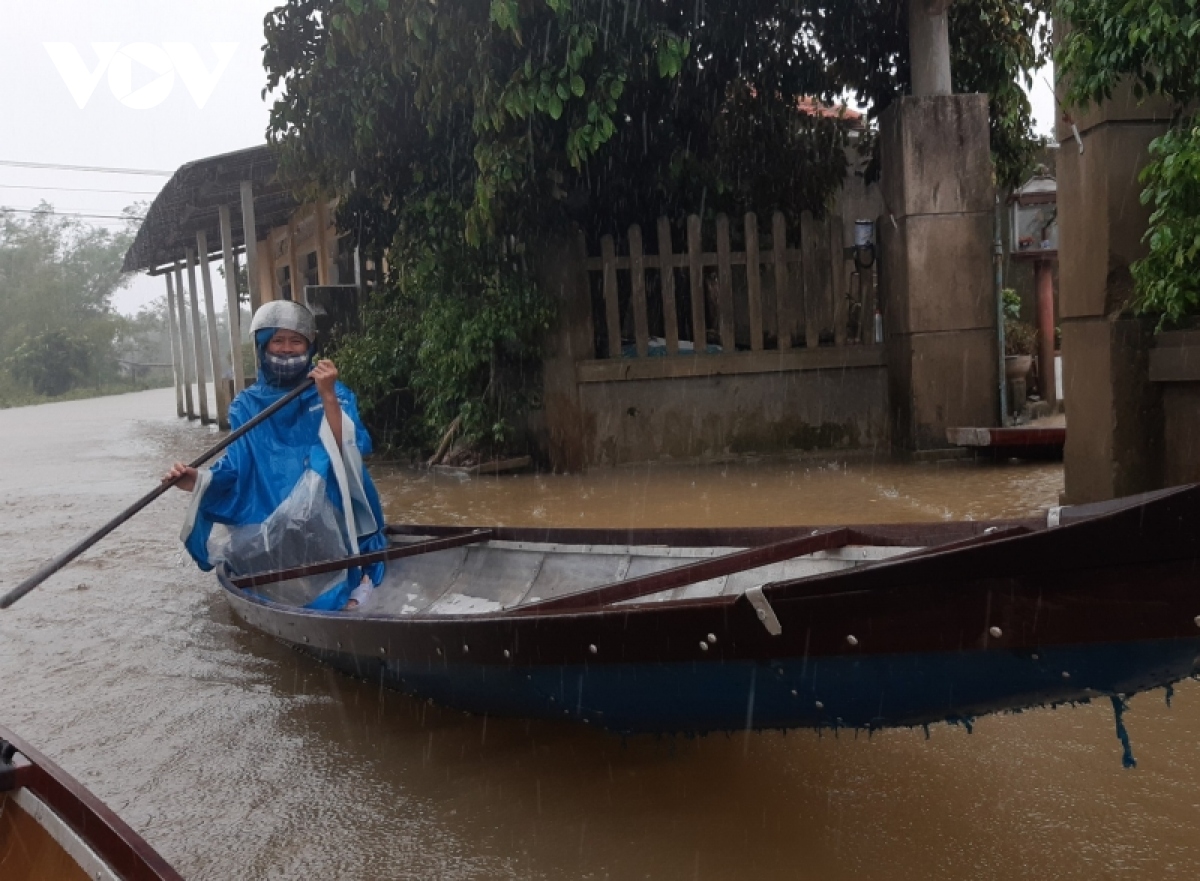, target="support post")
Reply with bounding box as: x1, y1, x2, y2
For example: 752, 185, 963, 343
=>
219, 205, 247, 395
185, 248, 212, 424
909, 0, 954, 97
197, 230, 229, 429
539, 231, 593, 471
879, 91, 997, 450
1058, 83, 1171, 501
163, 271, 185, 417
172, 263, 197, 419
1035, 259, 1057, 404
239, 180, 262, 312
